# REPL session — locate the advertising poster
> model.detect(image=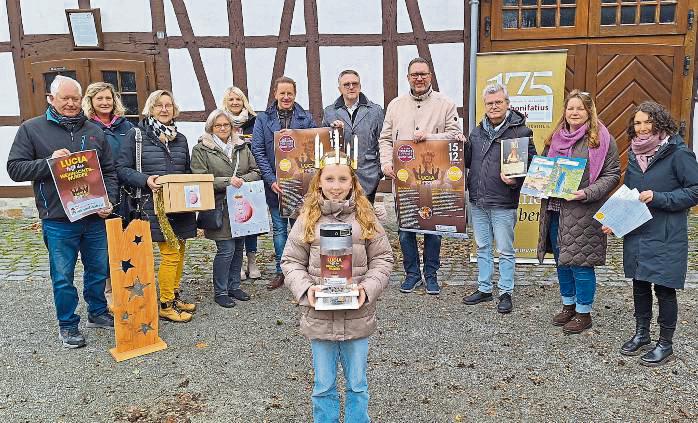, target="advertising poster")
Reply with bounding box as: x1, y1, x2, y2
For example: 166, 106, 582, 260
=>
274, 127, 334, 217
476, 50, 567, 261
393, 138, 467, 238
500, 137, 531, 177
226, 180, 271, 238
47, 149, 108, 222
